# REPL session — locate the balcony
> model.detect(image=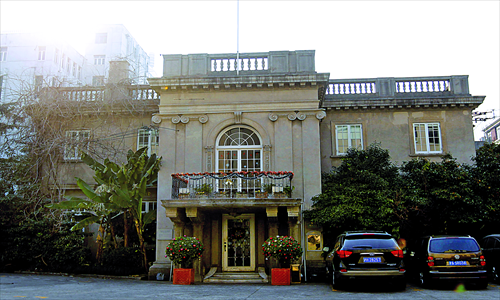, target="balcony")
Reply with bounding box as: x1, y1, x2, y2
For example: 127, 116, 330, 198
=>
322, 75, 484, 109
171, 171, 294, 200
